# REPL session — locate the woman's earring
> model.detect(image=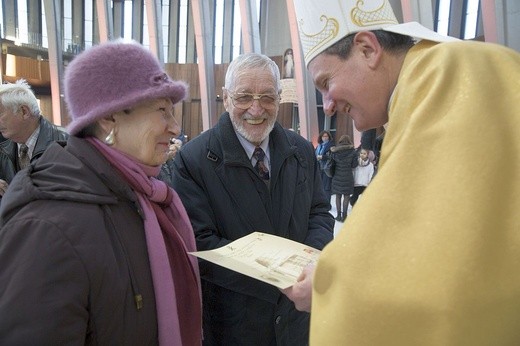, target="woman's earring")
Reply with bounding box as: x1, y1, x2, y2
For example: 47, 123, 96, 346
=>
105, 129, 115, 146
